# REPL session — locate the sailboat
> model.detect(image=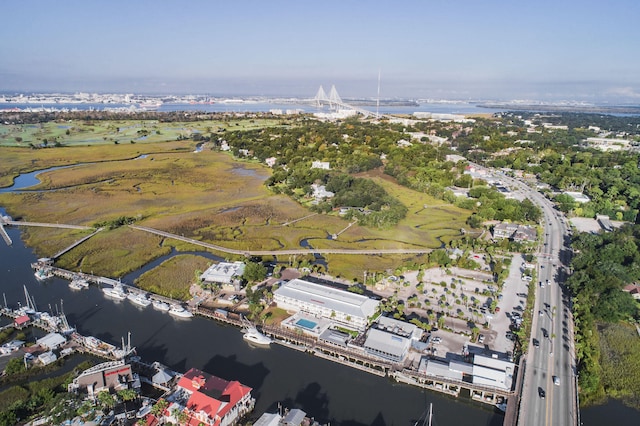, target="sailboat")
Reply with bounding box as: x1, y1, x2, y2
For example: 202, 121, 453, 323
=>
18, 285, 37, 315
414, 403, 433, 426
